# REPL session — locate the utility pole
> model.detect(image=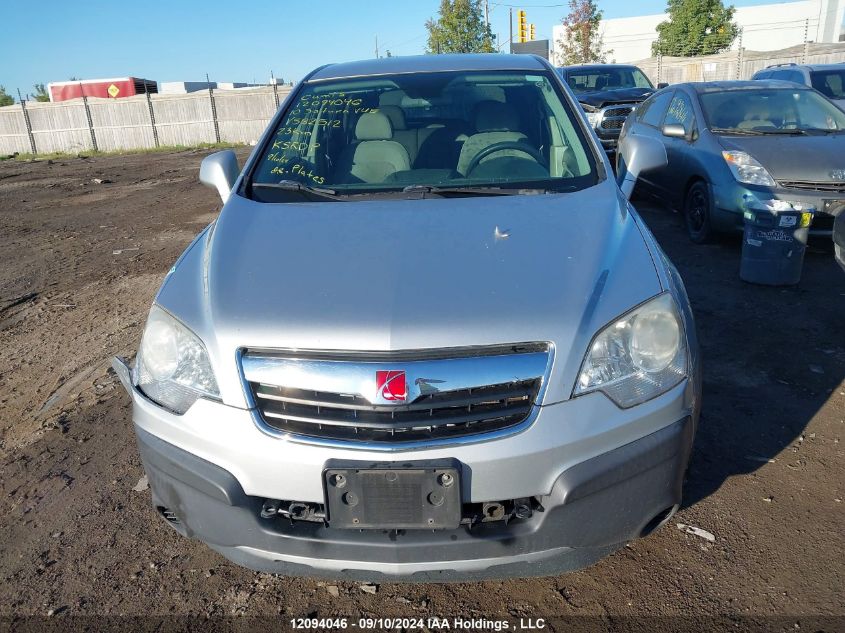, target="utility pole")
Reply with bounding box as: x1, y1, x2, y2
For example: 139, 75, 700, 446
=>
79, 82, 98, 152
206, 72, 220, 144
270, 70, 280, 109
802, 18, 809, 63
17, 88, 36, 155
484, 0, 489, 31
375, 35, 379, 58
735, 28, 744, 80
509, 7, 513, 53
